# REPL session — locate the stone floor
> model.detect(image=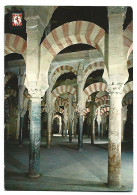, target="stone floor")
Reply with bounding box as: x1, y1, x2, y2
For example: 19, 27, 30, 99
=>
4, 135, 133, 191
